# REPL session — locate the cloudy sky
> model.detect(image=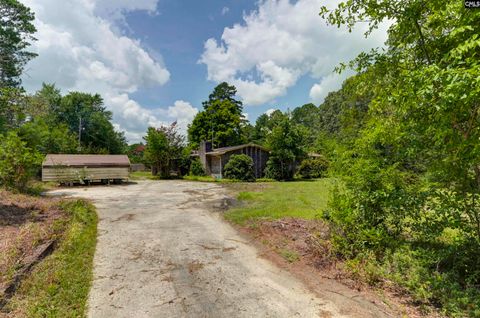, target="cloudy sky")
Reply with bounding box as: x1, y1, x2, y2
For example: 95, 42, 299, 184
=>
20, 0, 388, 142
